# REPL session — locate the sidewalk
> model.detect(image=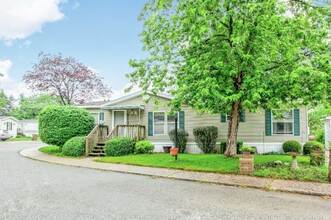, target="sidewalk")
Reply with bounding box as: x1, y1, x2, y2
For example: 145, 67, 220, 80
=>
20, 147, 331, 197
